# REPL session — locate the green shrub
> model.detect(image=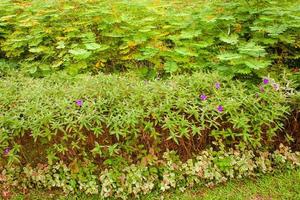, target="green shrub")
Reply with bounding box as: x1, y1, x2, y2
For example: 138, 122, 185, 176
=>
0, 0, 299, 76
0, 72, 292, 167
